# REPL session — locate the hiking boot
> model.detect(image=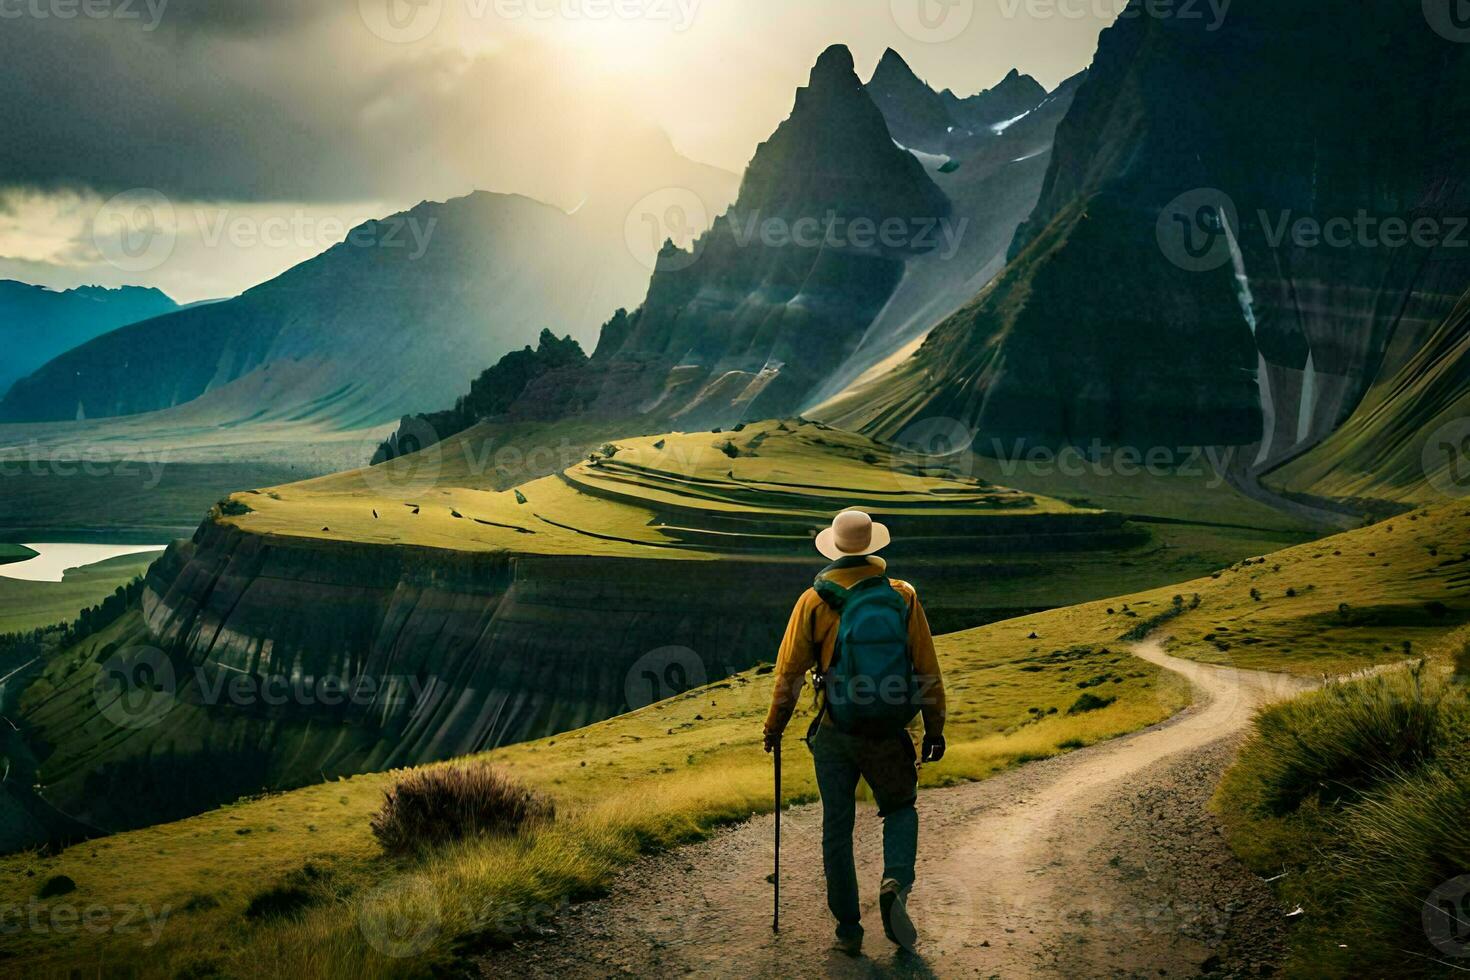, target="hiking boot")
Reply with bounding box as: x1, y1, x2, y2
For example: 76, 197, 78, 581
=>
879, 878, 917, 952
831, 933, 863, 957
